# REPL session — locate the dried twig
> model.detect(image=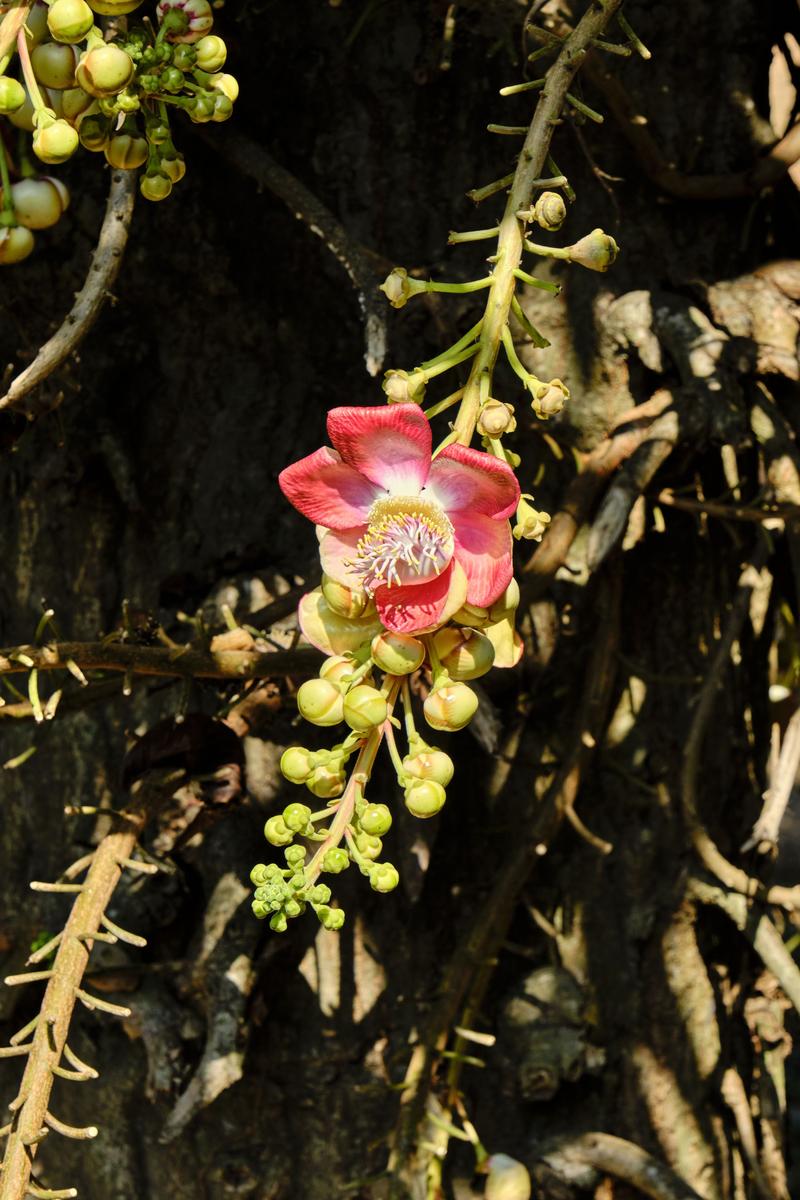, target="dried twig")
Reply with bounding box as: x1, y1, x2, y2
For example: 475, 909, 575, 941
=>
741, 709, 800, 854
542, 1131, 705, 1200
720, 1067, 781, 1200
0, 171, 136, 419
657, 491, 799, 527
